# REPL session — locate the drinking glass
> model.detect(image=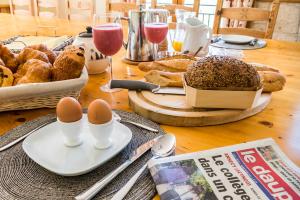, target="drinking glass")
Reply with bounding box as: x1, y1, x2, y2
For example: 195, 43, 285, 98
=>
93, 13, 123, 93
144, 9, 169, 60
171, 9, 196, 52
